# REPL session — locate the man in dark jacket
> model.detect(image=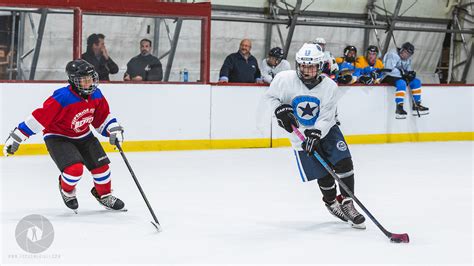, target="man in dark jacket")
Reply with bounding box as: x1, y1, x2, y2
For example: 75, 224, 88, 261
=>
81, 33, 119, 81
124, 38, 163, 81
219, 39, 263, 83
